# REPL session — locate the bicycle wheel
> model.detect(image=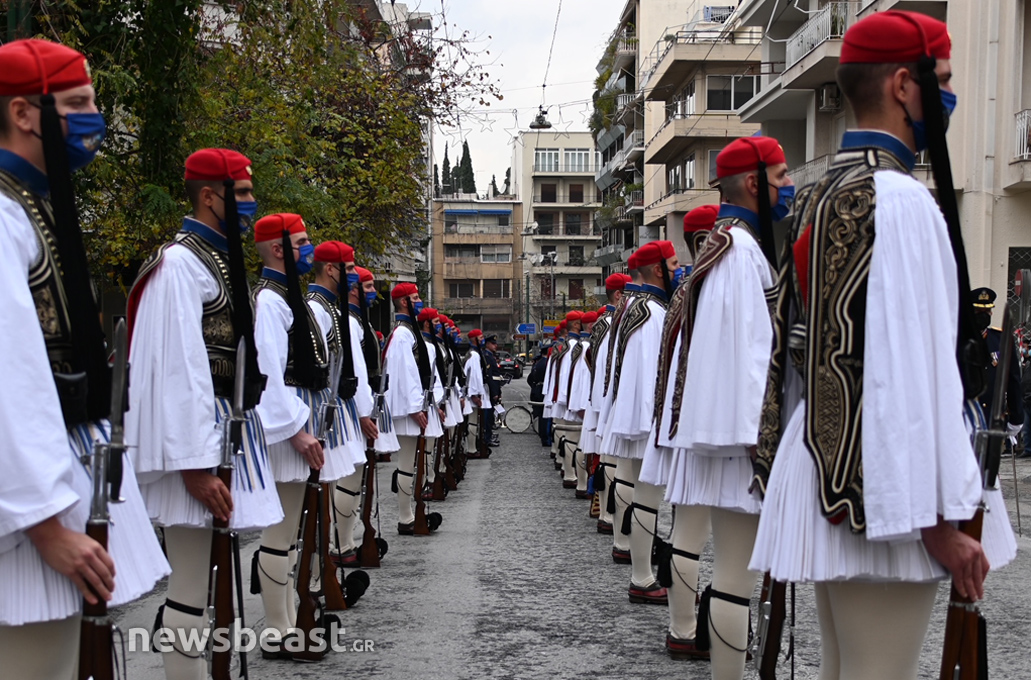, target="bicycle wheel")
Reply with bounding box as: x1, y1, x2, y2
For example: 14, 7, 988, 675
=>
503, 405, 532, 433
